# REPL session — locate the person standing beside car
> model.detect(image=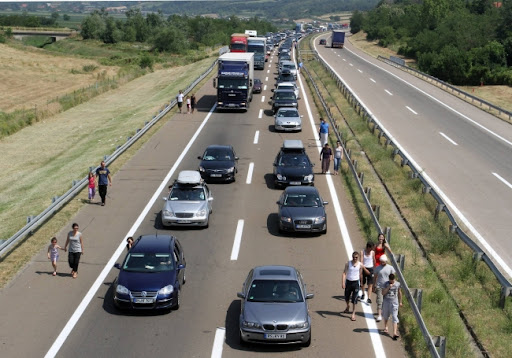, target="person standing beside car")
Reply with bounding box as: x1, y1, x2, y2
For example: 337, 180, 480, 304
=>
320, 143, 333, 174
333, 140, 343, 175
64, 223, 84, 279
